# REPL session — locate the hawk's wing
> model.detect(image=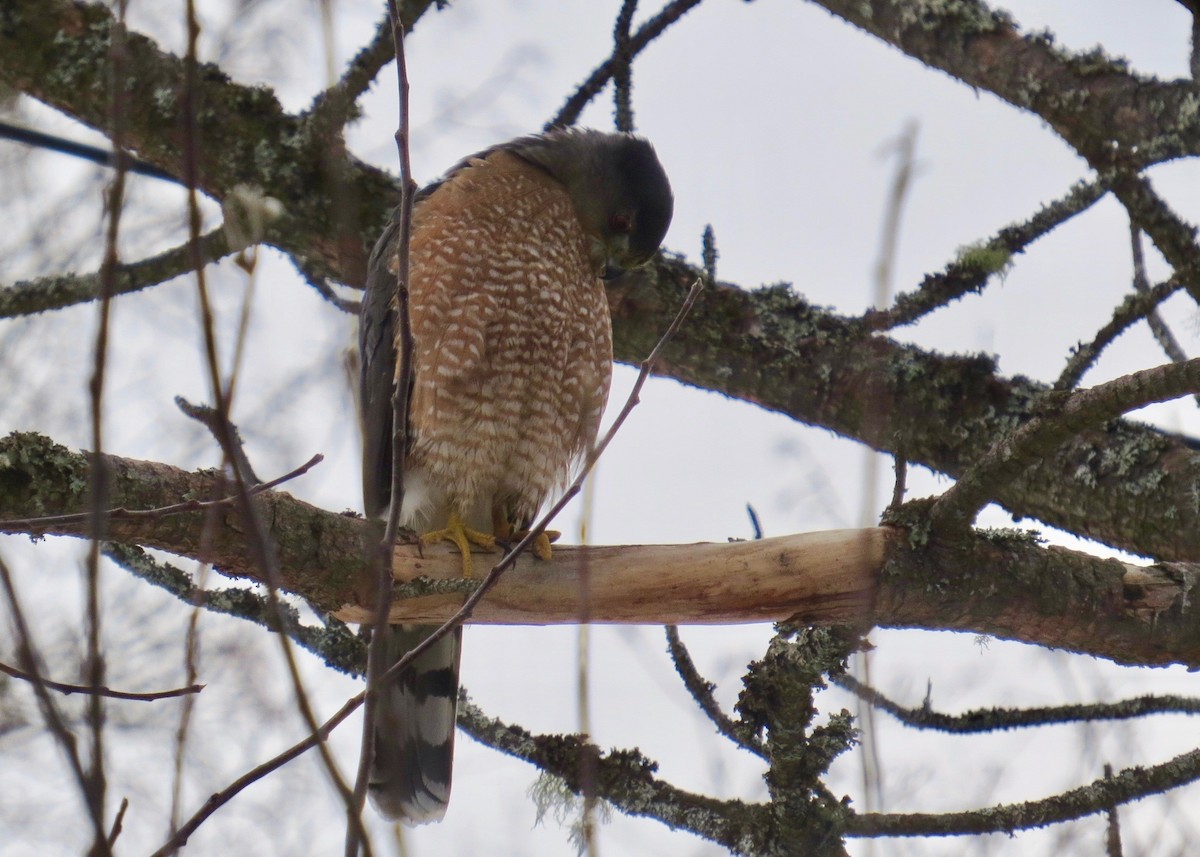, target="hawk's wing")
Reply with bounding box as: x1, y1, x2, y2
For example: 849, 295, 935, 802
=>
359, 208, 461, 825
359, 212, 402, 520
